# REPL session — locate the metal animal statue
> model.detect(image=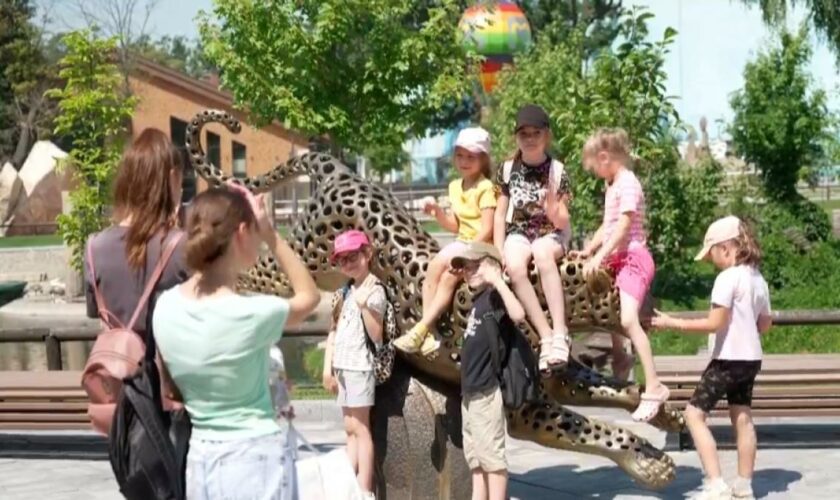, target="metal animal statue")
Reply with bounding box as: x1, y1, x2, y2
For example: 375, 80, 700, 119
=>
185, 110, 684, 497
